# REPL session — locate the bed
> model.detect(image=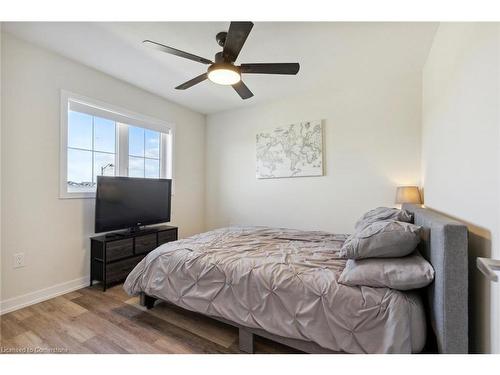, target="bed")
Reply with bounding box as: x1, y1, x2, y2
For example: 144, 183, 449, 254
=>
123, 204, 468, 354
